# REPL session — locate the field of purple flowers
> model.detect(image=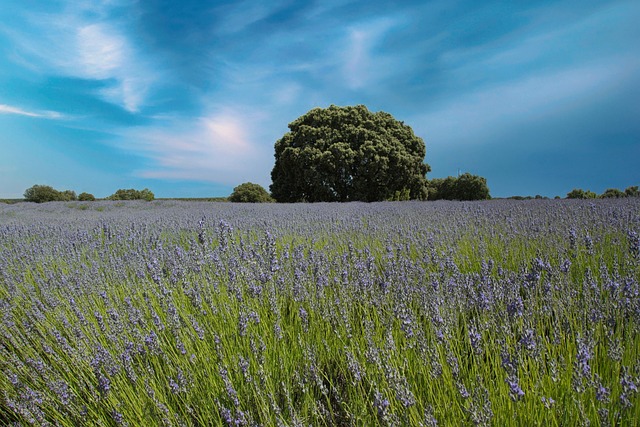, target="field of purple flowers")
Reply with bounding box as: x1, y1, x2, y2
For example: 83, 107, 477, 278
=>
1, 199, 639, 426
